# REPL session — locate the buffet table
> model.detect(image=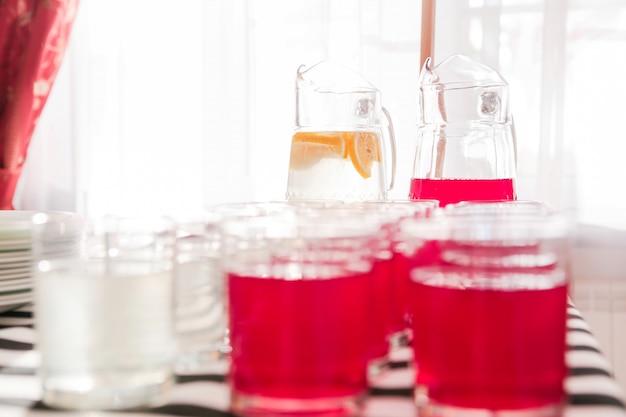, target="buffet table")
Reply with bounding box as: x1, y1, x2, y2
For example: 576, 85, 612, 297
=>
0, 302, 624, 417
